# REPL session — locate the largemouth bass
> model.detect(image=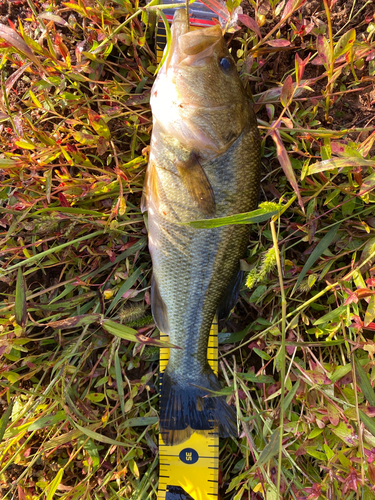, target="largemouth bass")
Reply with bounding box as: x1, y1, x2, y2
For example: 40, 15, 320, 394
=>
143, 9, 261, 445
